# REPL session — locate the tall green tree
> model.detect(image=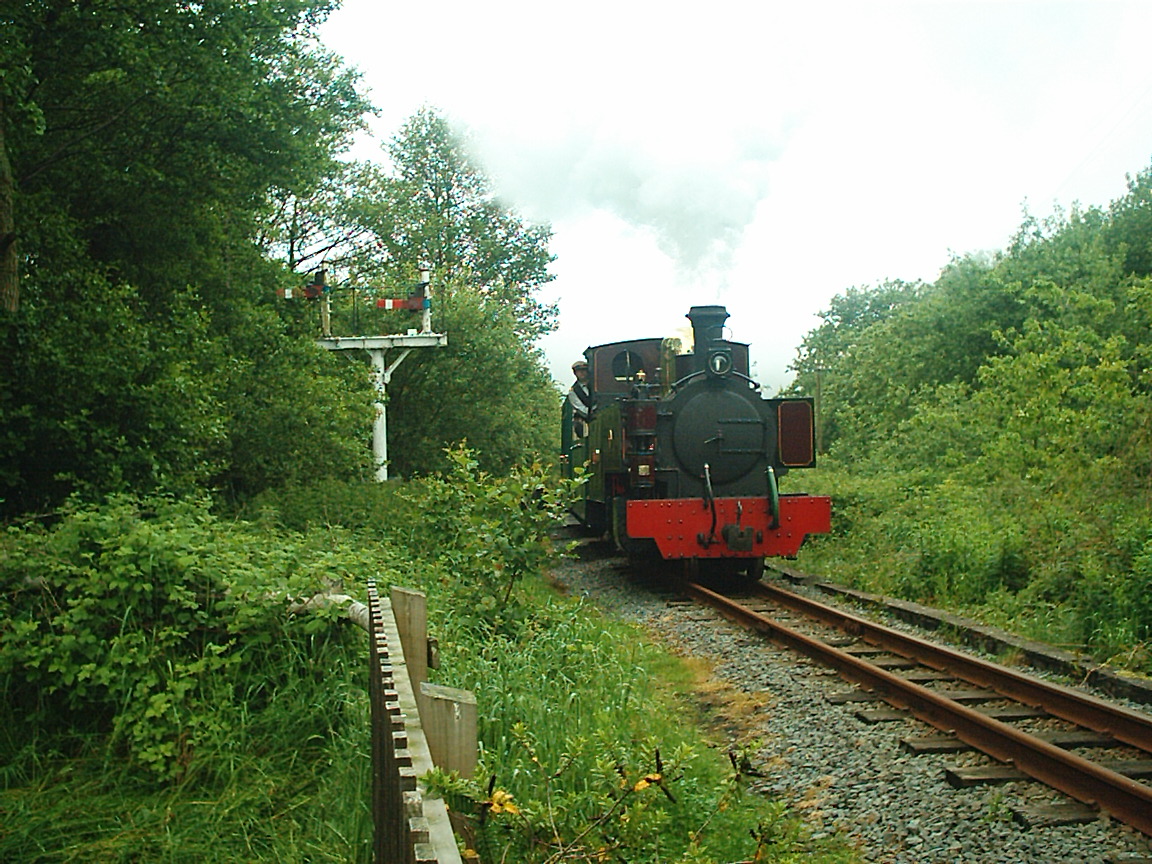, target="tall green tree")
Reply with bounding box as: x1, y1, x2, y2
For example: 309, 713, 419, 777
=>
256, 108, 565, 477
256, 161, 382, 278
790, 279, 923, 450
0, 94, 16, 313
364, 108, 557, 339
385, 281, 560, 477
1105, 165, 1152, 277
3, 0, 366, 306
0, 0, 374, 516
795, 254, 1036, 455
